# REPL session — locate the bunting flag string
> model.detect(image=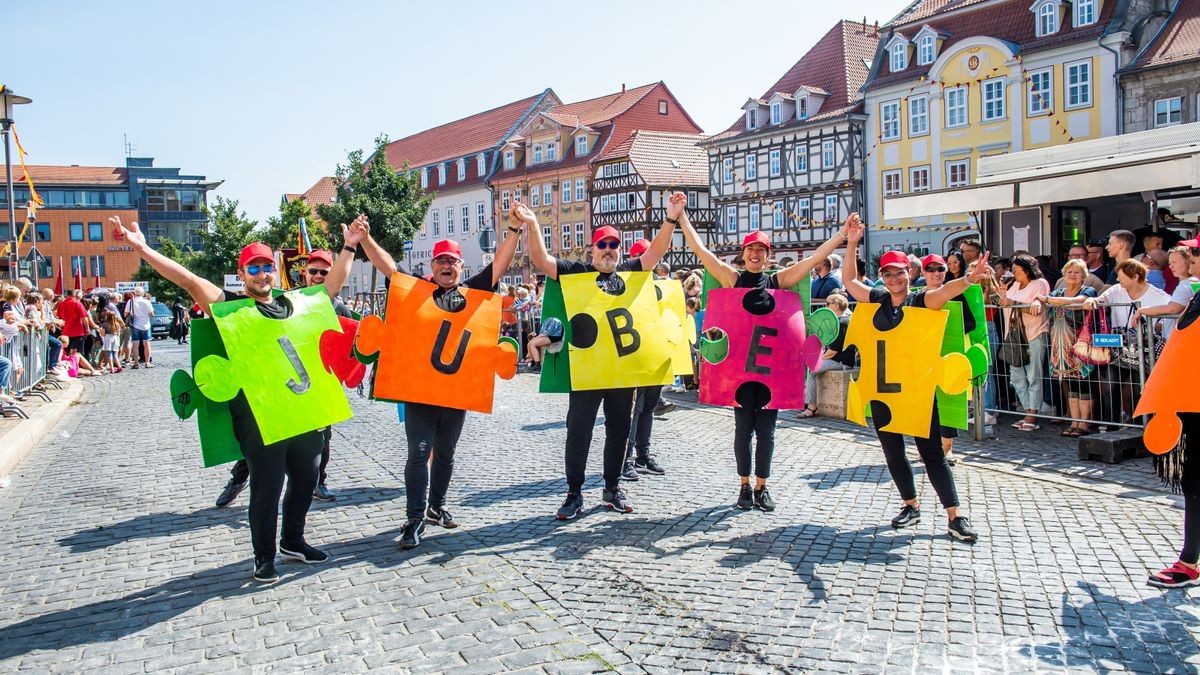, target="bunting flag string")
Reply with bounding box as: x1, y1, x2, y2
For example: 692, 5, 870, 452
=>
11, 125, 44, 208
